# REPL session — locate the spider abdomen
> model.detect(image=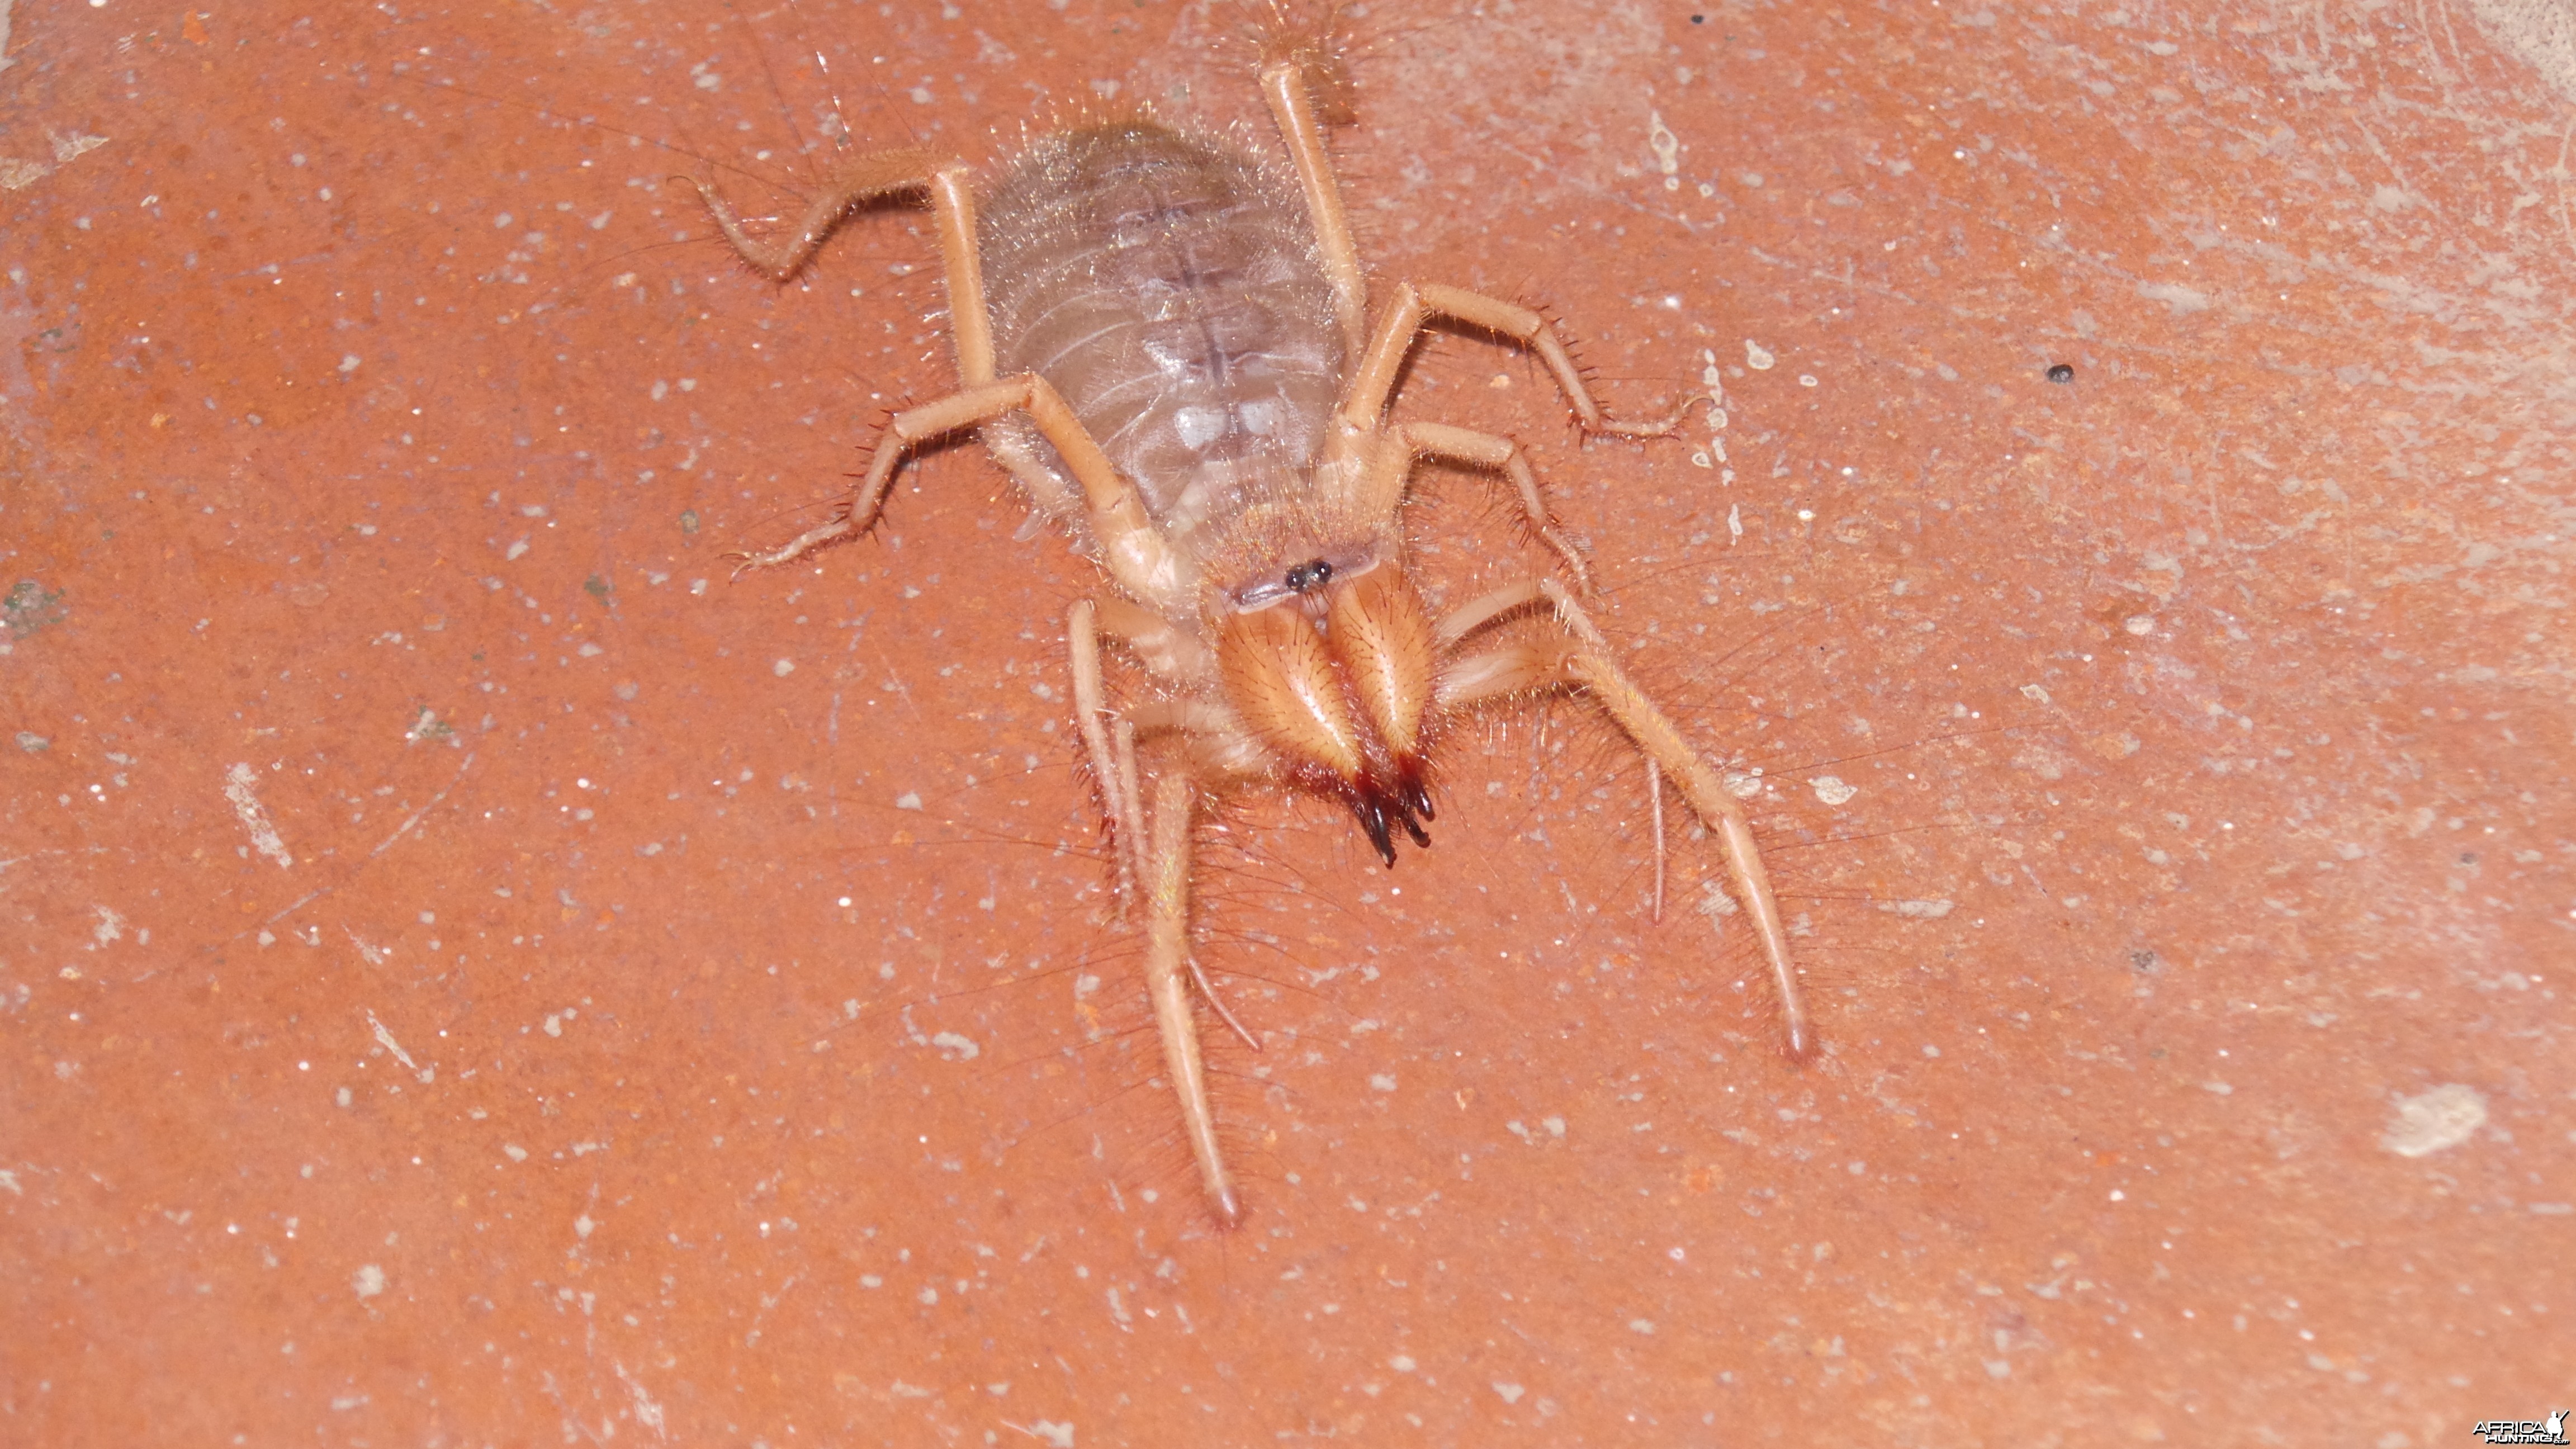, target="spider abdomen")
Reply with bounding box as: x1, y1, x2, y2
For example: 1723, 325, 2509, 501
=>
979, 122, 1348, 551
